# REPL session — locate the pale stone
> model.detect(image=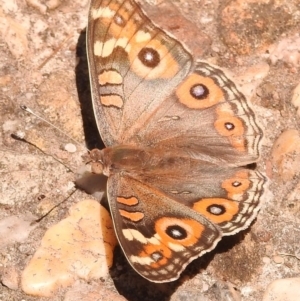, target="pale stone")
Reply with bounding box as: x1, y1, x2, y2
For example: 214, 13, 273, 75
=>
272, 255, 284, 264
21, 200, 117, 297
0, 215, 37, 248
0, 266, 19, 290
263, 278, 300, 301
268, 33, 300, 67
64, 143, 77, 153
235, 62, 270, 100
271, 129, 300, 181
